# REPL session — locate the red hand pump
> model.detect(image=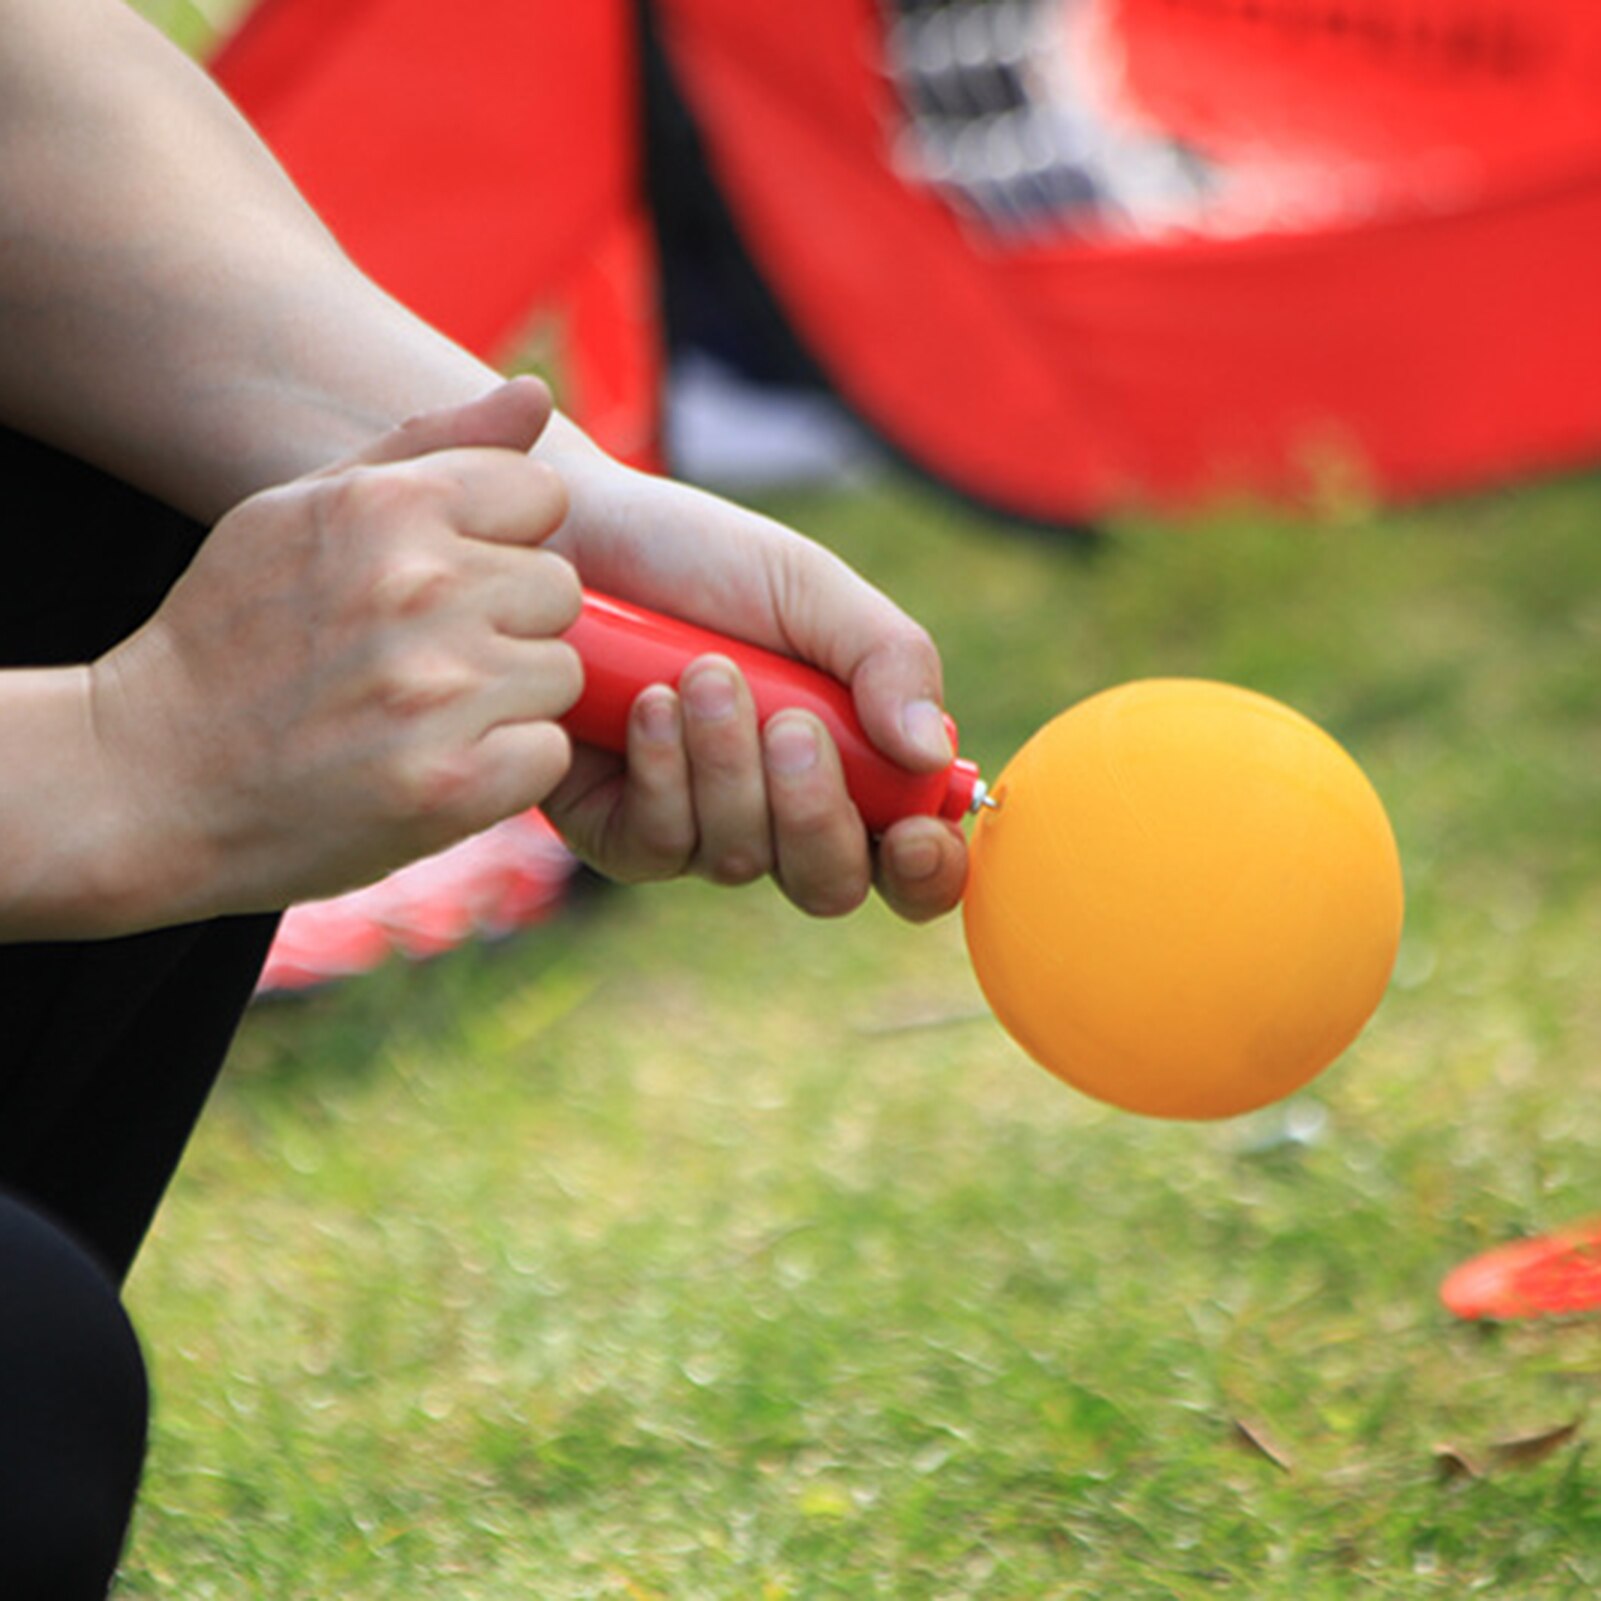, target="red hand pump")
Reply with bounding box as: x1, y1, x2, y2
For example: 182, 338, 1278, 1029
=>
560, 590, 984, 834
